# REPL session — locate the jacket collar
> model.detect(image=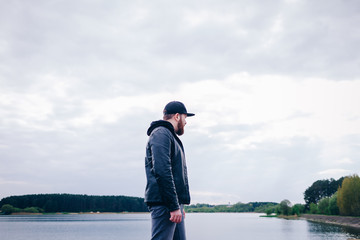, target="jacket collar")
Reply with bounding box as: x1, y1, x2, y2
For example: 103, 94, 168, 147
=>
147, 120, 184, 151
